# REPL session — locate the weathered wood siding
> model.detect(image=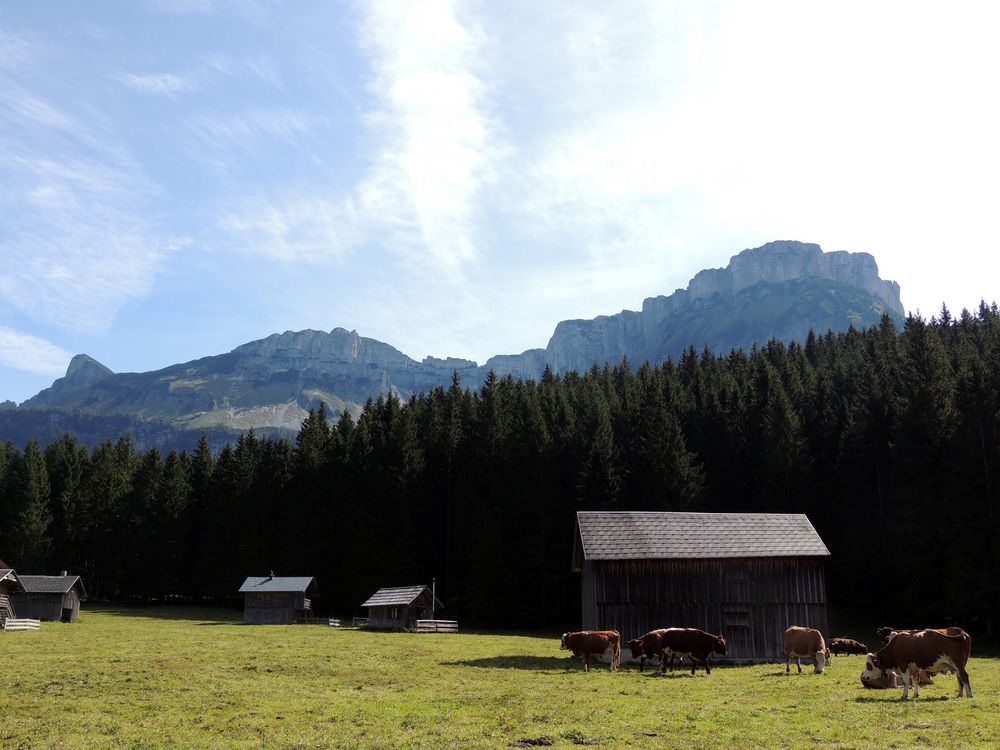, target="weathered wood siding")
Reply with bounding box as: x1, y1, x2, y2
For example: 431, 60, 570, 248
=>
243, 591, 304, 625
581, 557, 827, 660
9, 586, 82, 622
